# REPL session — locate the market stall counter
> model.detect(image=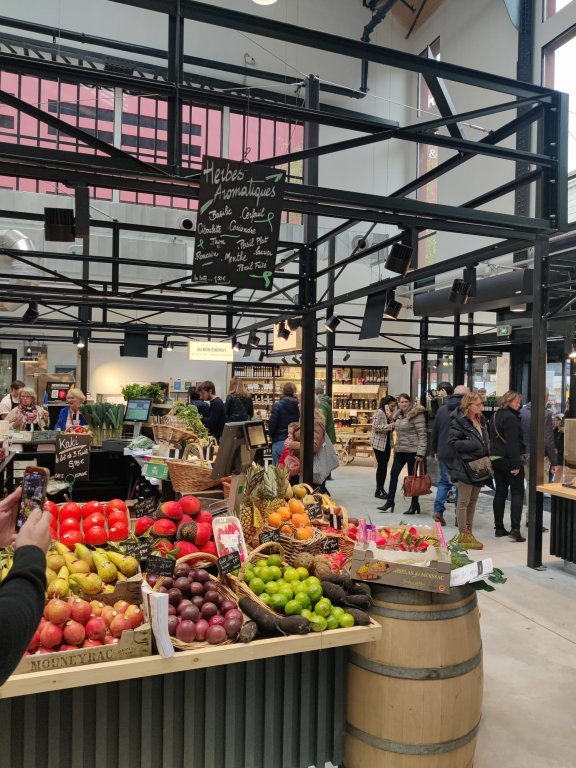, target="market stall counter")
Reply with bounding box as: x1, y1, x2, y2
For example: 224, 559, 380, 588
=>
537, 482, 576, 569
